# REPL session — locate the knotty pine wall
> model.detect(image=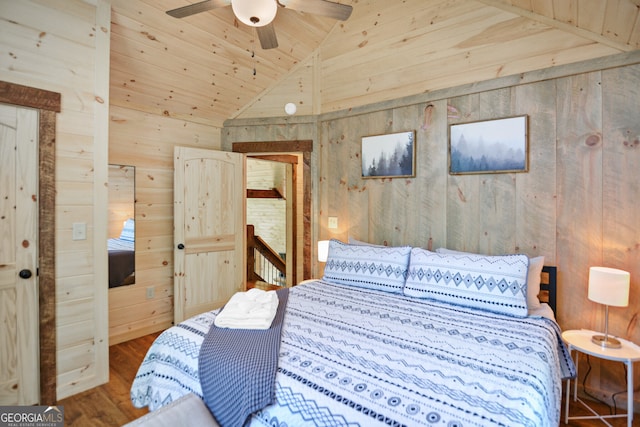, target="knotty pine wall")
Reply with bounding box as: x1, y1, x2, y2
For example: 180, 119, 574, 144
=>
0, 0, 111, 399
3, 0, 222, 397
226, 53, 640, 405
108, 105, 221, 345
